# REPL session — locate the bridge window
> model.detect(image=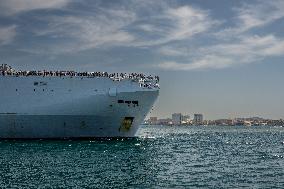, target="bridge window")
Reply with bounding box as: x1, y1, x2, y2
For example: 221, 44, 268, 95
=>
118, 100, 124, 103
125, 101, 131, 104
132, 101, 138, 105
